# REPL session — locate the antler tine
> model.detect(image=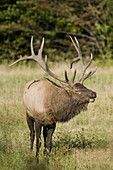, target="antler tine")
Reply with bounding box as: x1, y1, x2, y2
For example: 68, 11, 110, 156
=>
9, 37, 38, 67
80, 66, 97, 83
85, 53, 93, 70
79, 53, 93, 83
70, 57, 80, 69
31, 36, 35, 56
35, 37, 46, 70
70, 36, 80, 55
70, 36, 84, 68
70, 68, 76, 84
9, 56, 33, 67
64, 66, 69, 82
